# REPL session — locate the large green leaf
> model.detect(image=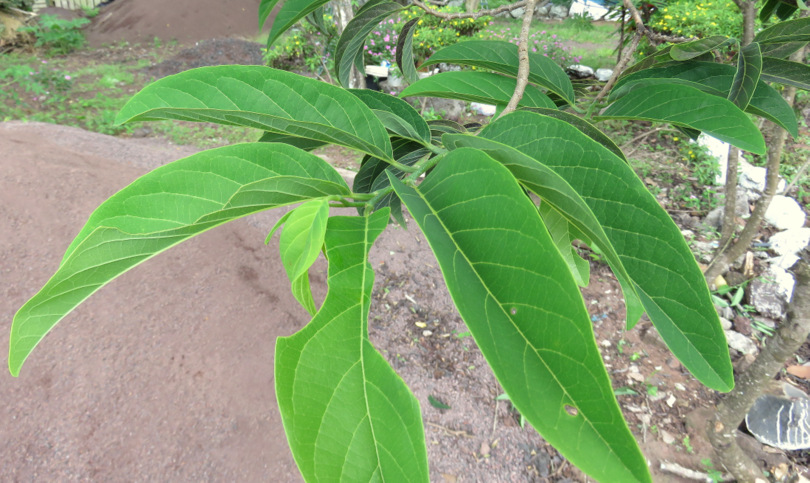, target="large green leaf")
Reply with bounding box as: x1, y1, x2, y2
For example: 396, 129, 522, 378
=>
278, 199, 330, 315
421, 40, 575, 105
116, 65, 394, 162
262, 0, 332, 47
400, 71, 555, 108
760, 0, 781, 21
442, 133, 644, 329
275, 209, 428, 482
349, 89, 431, 144
728, 42, 762, 110
335, 0, 403, 88
258, 131, 328, 151
522, 107, 627, 161
755, 15, 810, 44
597, 84, 766, 154
610, 61, 797, 136
761, 56, 810, 90
670, 36, 733, 61
9, 143, 350, 376
395, 17, 421, 85
478, 111, 734, 392
389, 149, 650, 482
